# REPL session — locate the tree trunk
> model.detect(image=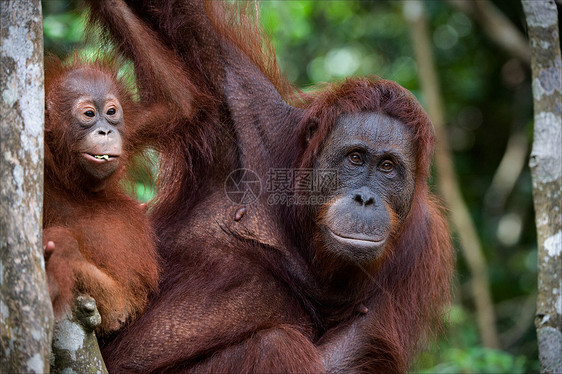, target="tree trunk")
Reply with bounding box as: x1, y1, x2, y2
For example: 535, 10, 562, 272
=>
521, 1, 562, 373
403, 0, 500, 349
0, 1, 53, 373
